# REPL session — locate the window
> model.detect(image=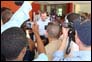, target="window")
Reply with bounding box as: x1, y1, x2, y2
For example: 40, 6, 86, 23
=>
57, 8, 62, 16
